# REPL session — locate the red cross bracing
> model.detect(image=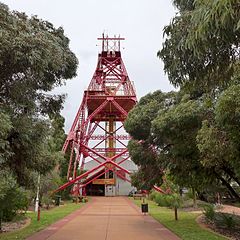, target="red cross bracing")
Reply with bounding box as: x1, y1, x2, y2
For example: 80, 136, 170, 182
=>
55, 34, 137, 195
